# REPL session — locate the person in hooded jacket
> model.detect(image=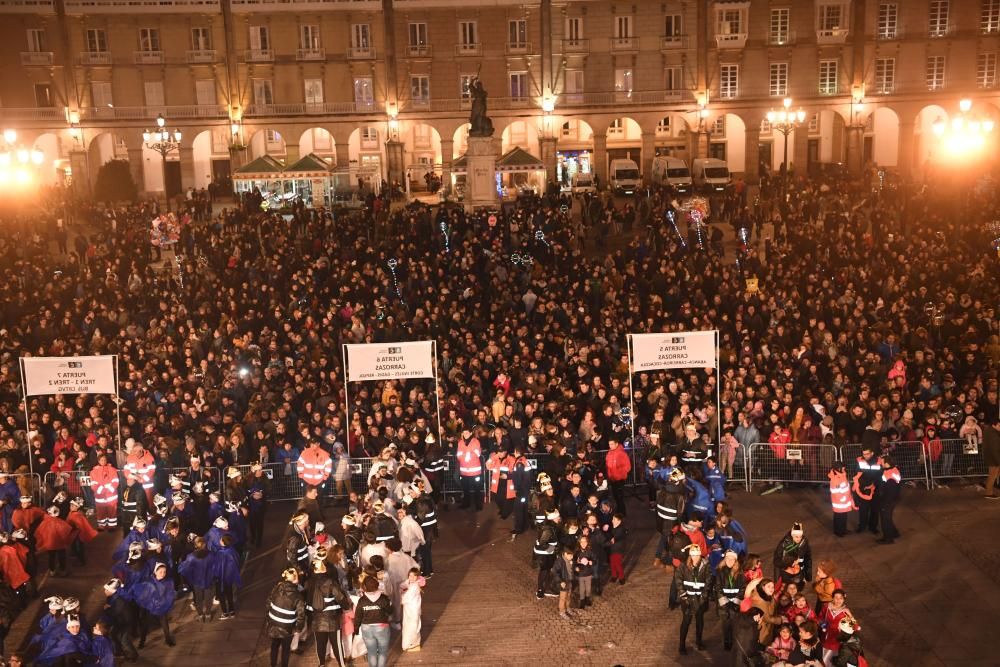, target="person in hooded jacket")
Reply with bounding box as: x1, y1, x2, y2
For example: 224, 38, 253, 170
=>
214, 534, 242, 619
305, 554, 350, 667
131, 561, 177, 647
0, 532, 31, 599
113, 517, 151, 563
286, 511, 313, 574
65, 497, 97, 566
225, 501, 249, 555
772, 522, 812, 582
178, 537, 216, 623
673, 543, 712, 655
205, 515, 231, 552
713, 549, 744, 652
32, 613, 92, 666
654, 468, 686, 567
266, 568, 306, 667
